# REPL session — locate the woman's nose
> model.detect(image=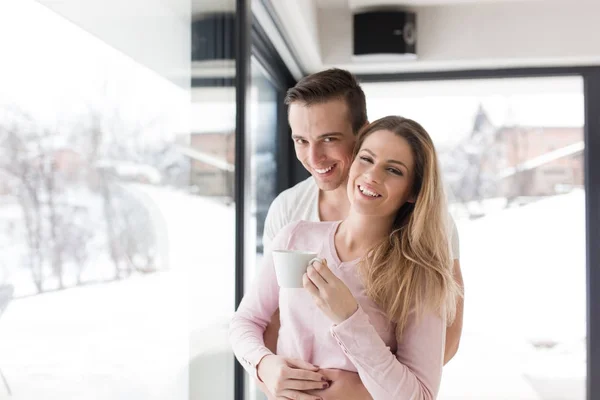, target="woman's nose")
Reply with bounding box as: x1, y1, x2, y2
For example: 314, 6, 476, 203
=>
363, 167, 382, 183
